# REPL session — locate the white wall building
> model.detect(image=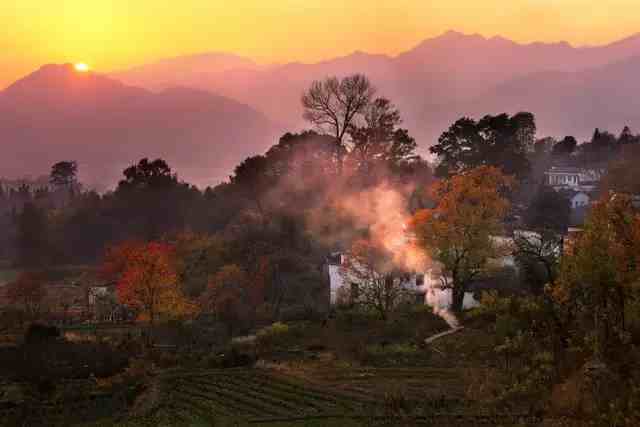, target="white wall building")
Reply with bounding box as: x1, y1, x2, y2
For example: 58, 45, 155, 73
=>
545, 167, 602, 192
326, 253, 479, 313
570, 192, 590, 209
